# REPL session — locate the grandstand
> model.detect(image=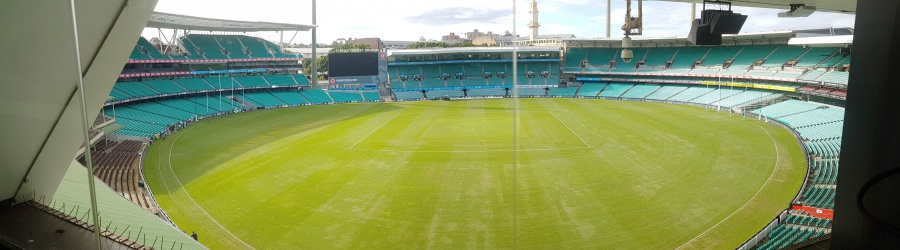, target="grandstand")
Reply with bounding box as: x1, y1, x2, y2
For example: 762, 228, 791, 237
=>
2, 0, 866, 248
